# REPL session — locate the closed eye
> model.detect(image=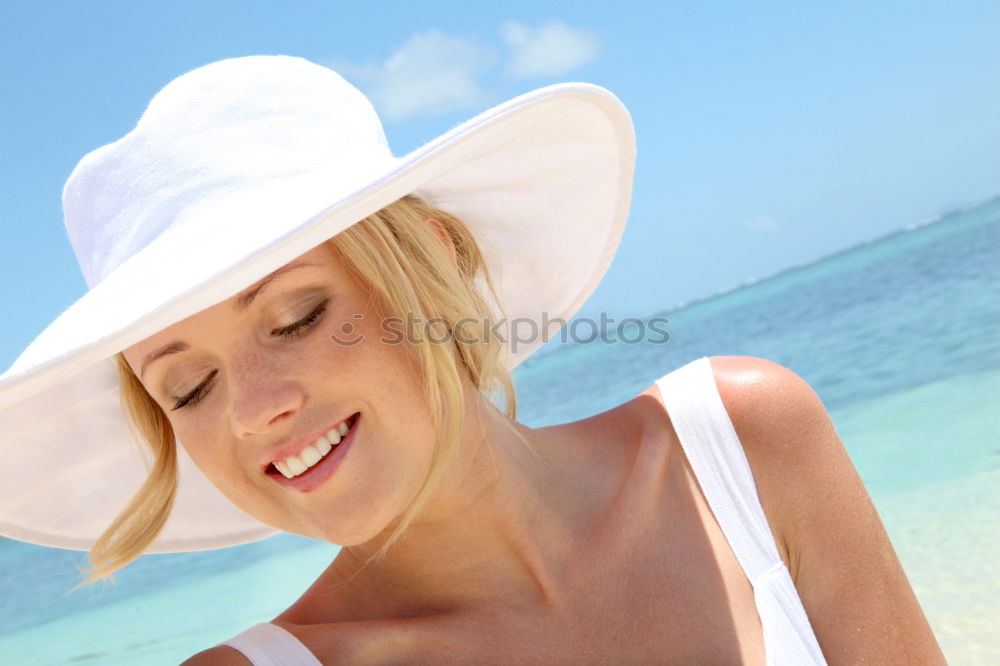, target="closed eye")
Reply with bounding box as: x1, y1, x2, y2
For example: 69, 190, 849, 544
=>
272, 300, 328, 340
170, 299, 329, 411
172, 369, 218, 411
